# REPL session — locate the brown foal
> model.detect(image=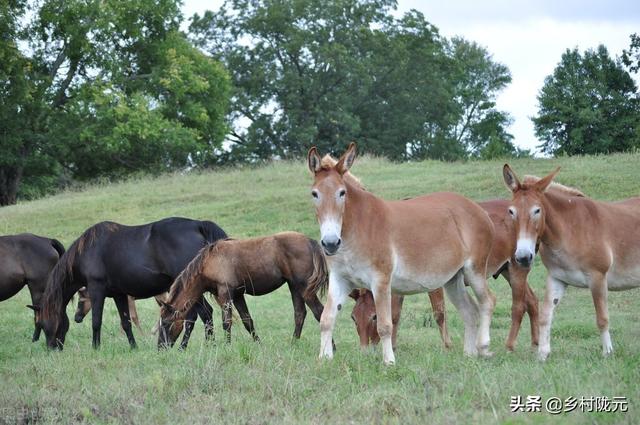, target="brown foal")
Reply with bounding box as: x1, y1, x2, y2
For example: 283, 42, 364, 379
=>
503, 165, 640, 360
308, 143, 496, 365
